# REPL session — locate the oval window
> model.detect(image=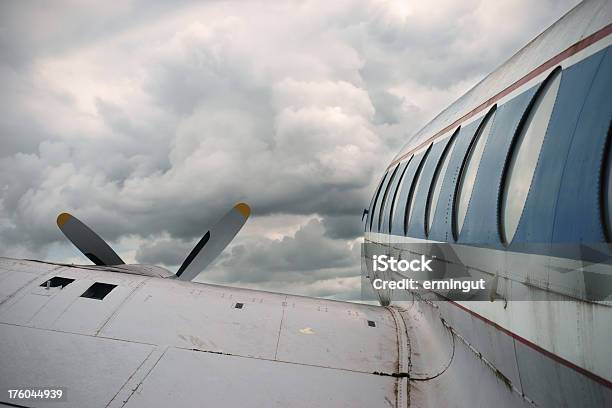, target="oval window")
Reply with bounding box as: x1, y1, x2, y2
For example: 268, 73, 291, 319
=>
377, 164, 401, 231
501, 68, 562, 244
426, 129, 459, 236
602, 123, 612, 241
404, 144, 432, 234
367, 171, 389, 231
454, 106, 496, 239
388, 156, 412, 233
